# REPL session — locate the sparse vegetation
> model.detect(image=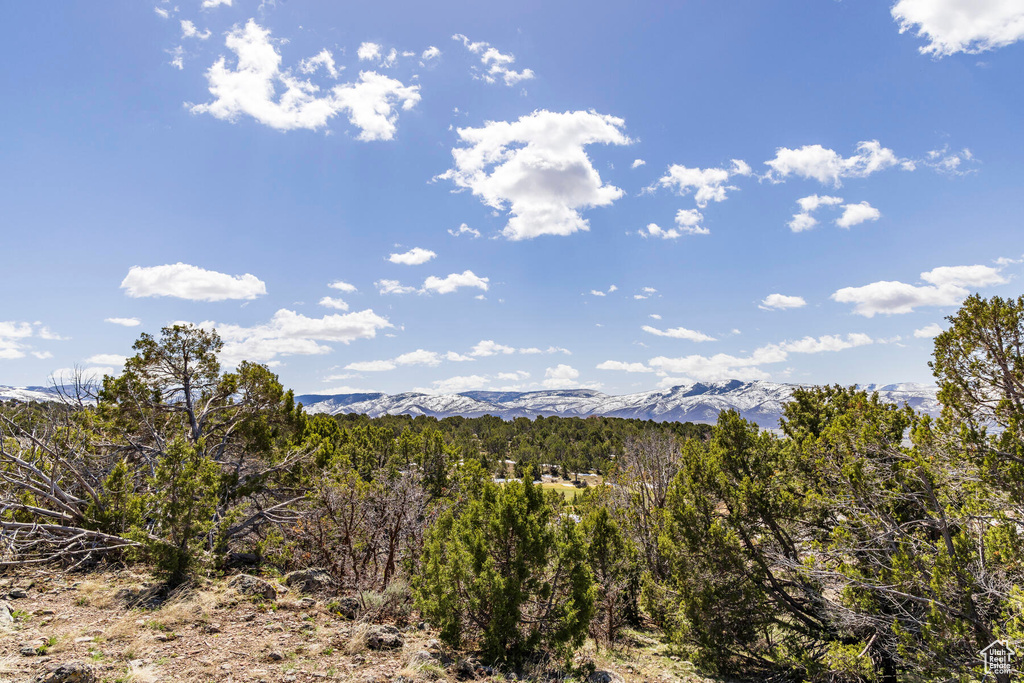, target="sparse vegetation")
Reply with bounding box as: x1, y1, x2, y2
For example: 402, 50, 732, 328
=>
5, 295, 1024, 680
